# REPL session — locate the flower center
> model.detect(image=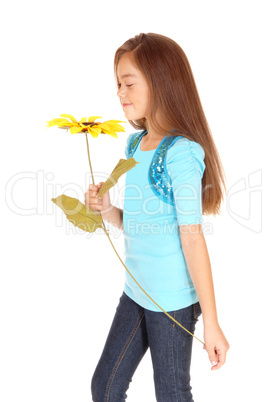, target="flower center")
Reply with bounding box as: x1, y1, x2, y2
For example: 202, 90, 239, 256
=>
81, 121, 100, 126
